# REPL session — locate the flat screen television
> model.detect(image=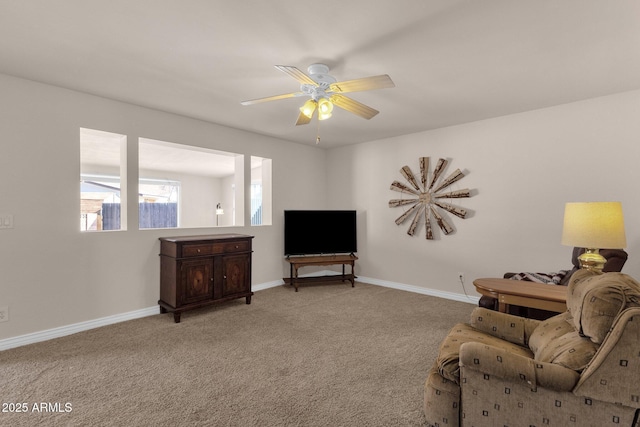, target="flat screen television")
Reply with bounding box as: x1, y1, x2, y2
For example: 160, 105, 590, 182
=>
284, 210, 357, 256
